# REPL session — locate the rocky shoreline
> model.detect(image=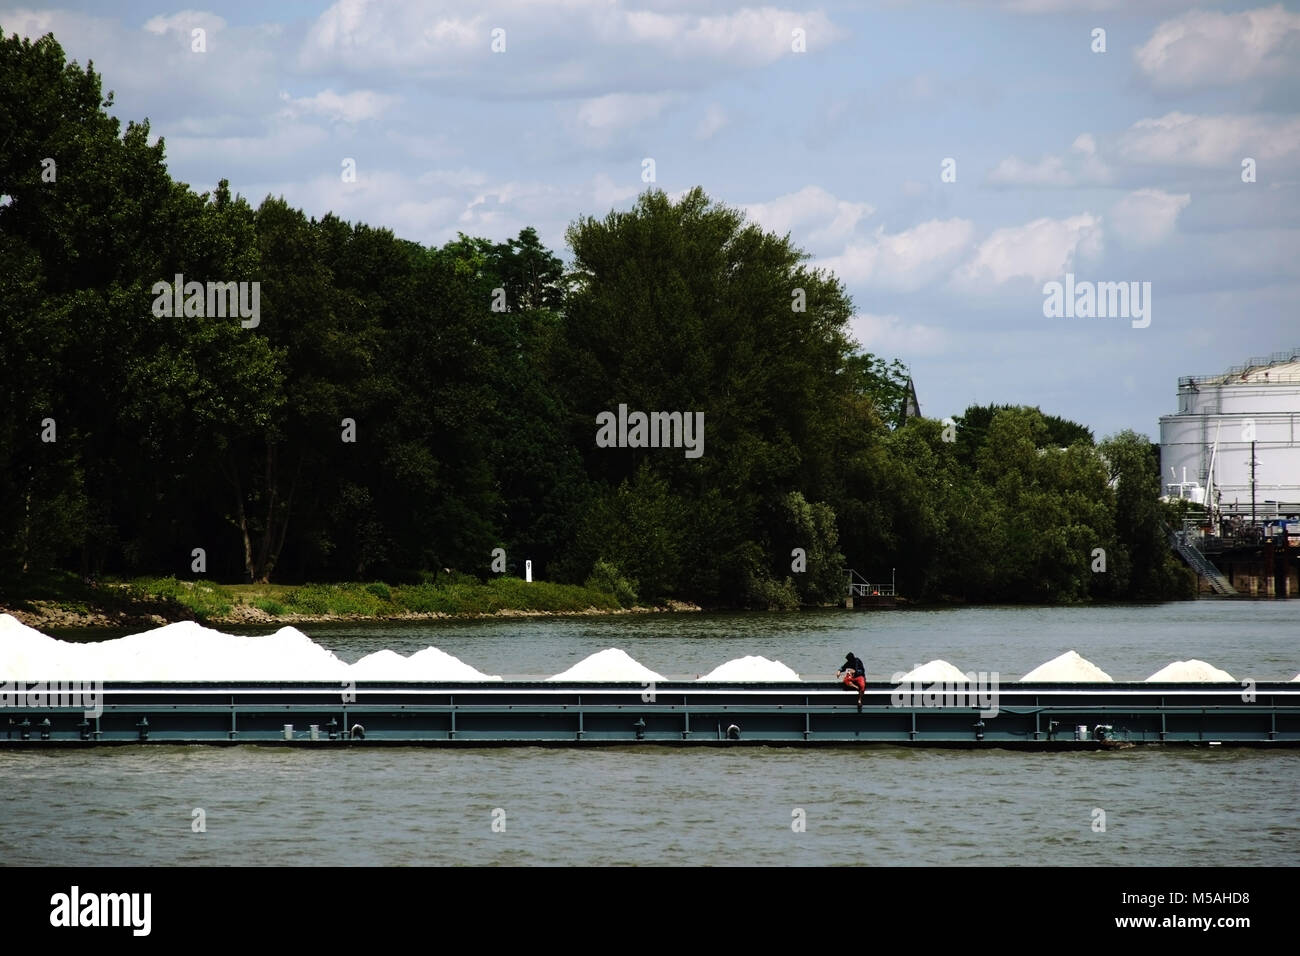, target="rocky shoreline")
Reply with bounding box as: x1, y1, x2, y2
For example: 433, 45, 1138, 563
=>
0, 599, 704, 632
